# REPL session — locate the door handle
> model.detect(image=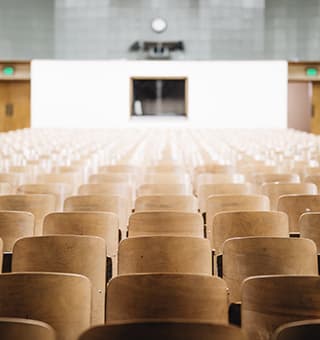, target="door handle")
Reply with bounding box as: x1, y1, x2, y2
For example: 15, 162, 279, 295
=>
5, 103, 13, 117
